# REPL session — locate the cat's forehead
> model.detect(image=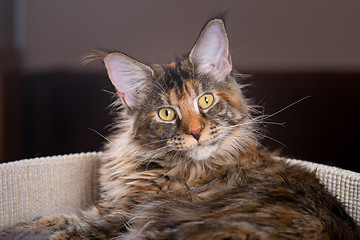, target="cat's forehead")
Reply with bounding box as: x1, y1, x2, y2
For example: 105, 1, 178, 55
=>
165, 79, 200, 106
162, 61, 192, 88
159, 61, 202, 103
